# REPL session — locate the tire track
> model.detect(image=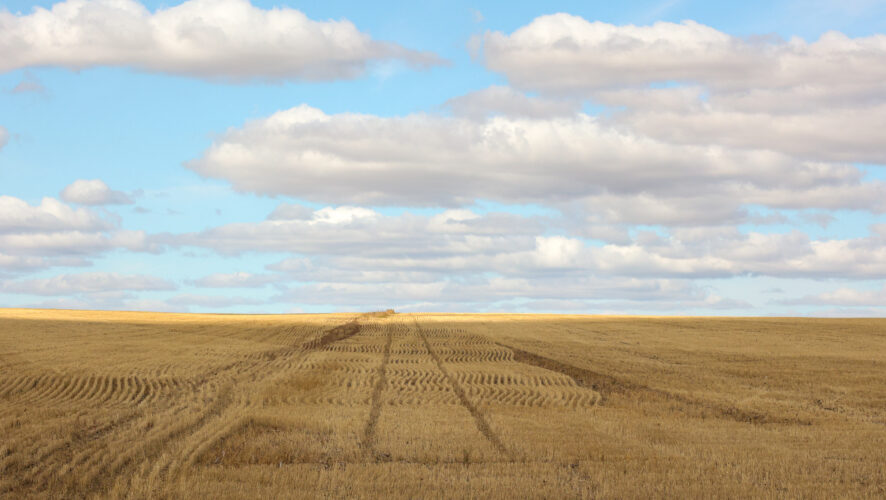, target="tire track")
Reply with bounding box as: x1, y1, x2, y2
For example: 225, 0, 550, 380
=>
303, 319, 361, 350
147, 317, 365, 493
501, 344, 628, 402
0, 407, 146, 495
501, 343, 810, 425
360, 323, 394, 451
8, 319, 355, 497
79, 385, 234, 496
413, 319, 510, 457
